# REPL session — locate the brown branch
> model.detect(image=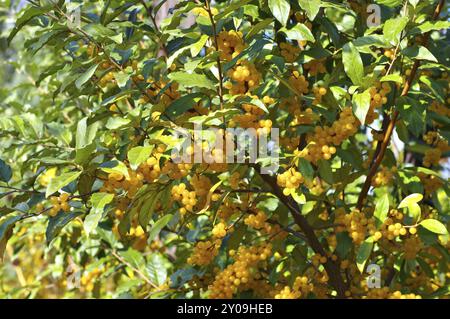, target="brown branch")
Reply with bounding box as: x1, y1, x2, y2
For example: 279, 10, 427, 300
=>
253, 165, 347, 298
356, 0, 446, 210
204, 0, 224, 110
